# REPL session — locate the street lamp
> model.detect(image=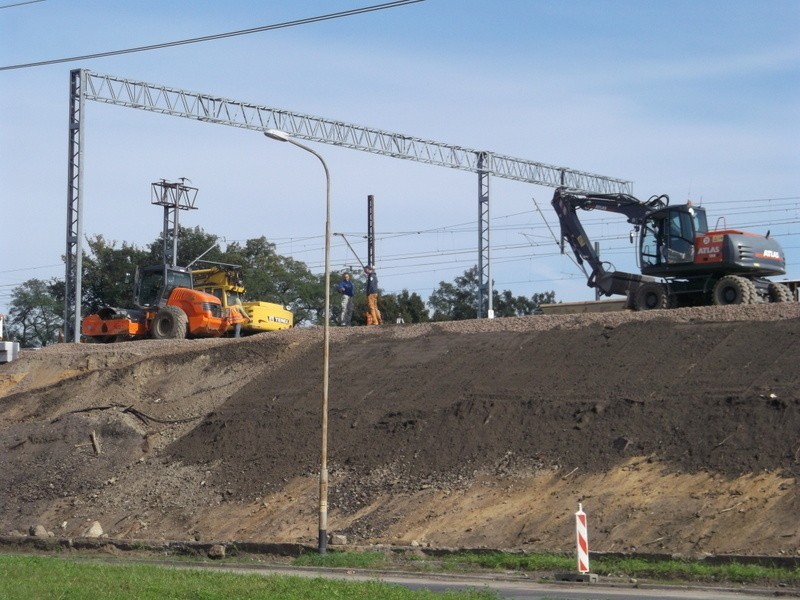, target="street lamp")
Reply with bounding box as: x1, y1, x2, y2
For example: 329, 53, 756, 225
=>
264, 128, 332, 554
